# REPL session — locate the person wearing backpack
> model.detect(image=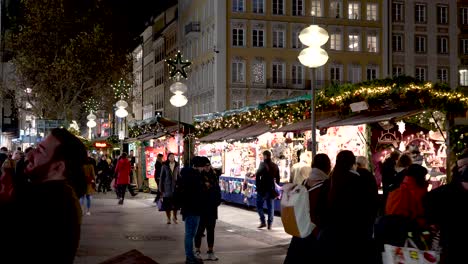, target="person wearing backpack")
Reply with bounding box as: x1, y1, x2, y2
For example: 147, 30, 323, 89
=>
283, 153, 331, 264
